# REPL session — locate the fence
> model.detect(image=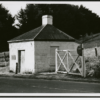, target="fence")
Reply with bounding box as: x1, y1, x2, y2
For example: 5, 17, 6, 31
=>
55, 49, 86, 77
0, 51, 9, 67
